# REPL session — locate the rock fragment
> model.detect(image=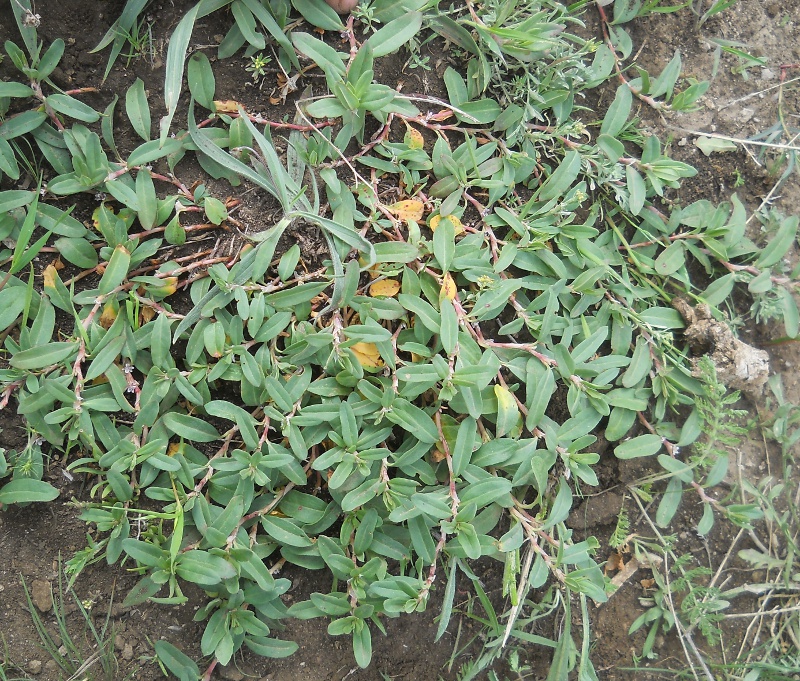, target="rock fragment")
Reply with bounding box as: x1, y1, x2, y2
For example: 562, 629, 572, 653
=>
30, 580, 53, 613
